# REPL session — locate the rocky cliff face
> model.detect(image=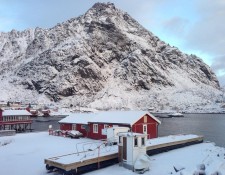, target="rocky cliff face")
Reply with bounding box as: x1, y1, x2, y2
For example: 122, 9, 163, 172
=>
0, 3, 222, 112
